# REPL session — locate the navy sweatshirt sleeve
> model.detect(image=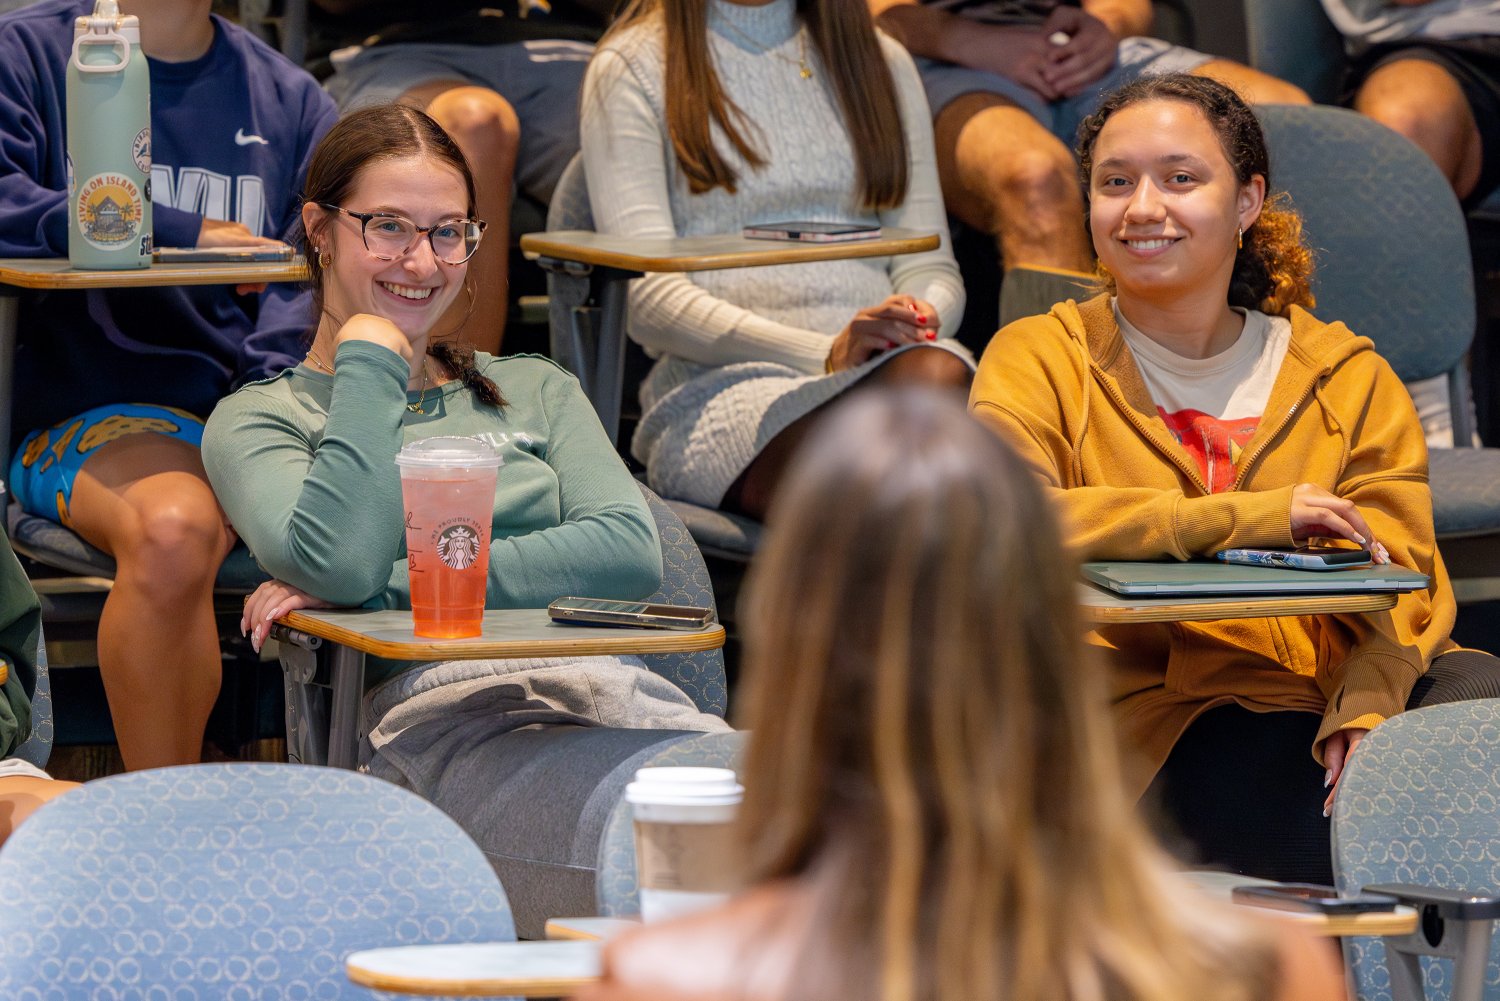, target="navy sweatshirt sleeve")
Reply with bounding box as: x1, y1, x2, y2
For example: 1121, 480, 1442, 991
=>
0, 0, 337, 435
